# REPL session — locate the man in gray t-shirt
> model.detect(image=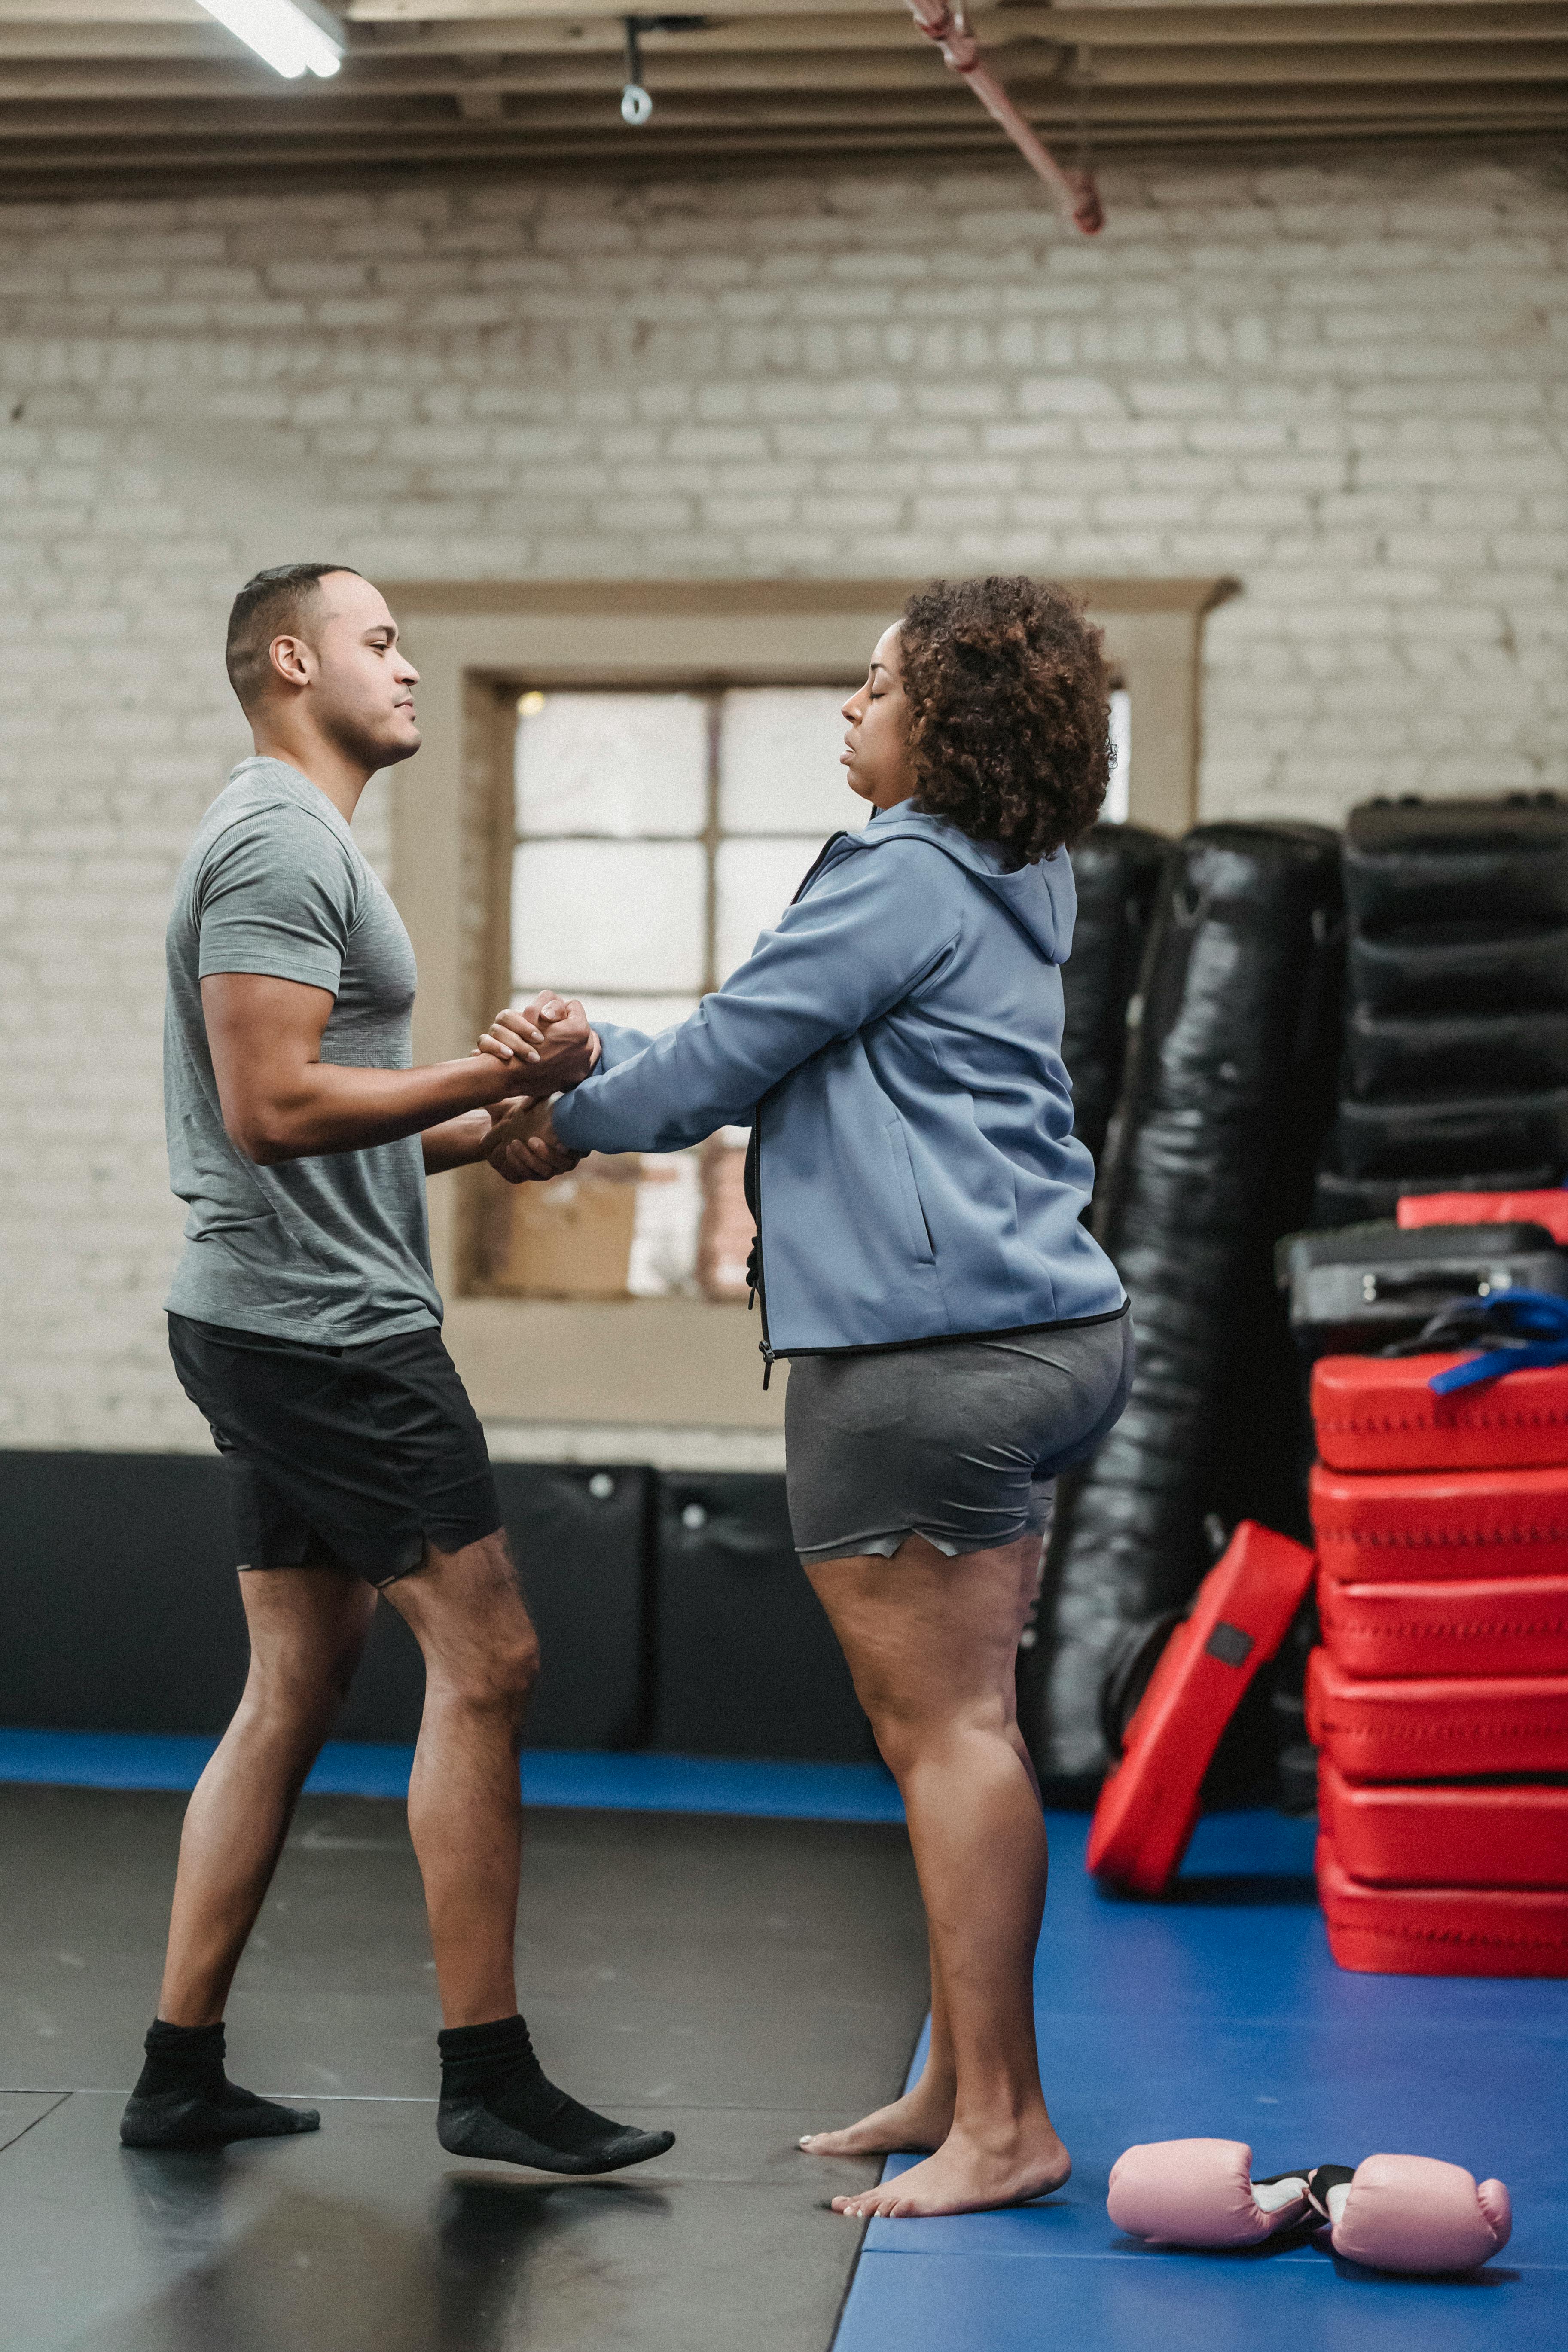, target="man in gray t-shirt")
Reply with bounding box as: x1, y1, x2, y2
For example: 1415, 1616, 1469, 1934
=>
125, 564, 673, 2182
165, 752, 442, 1343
